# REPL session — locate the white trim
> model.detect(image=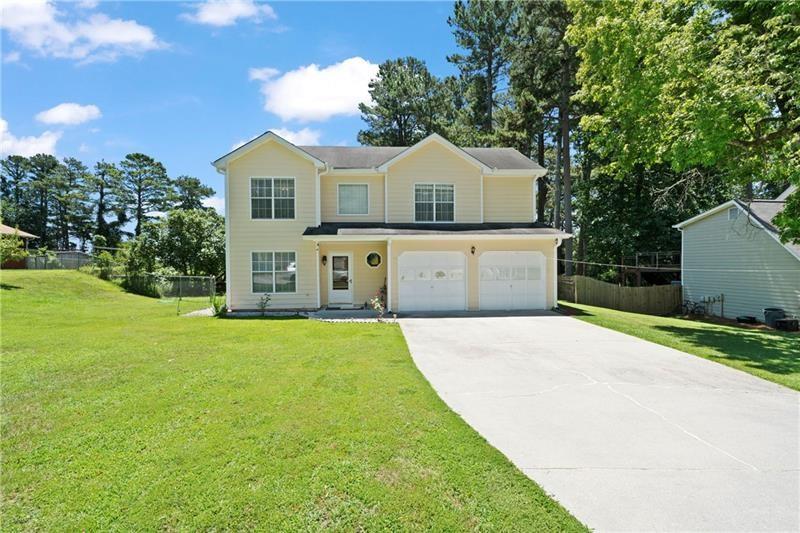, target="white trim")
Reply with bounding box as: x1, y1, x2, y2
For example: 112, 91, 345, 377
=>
250, 250, 298, 295
384, 173, 389, 223
315, 243, 321, 309
364, 250, 383, 268
377, 133, 490, 173
674, 199, 800, 262
387, 239, 393, 312
224, 168, 231, 309
315, 166, 325, 227
325, 168, 382, 176
479, 175, 484, 223
249, 176, 297, 221
673, 200, 738, 229
412, 182, 456, 223
486, 168, 547, 178
553, 238, 563, 308
303, 233, 572, 242
532, 177, 538, 222
336, 183, 370, 216
327, 251, 354, 305
213, 130, 325, 170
